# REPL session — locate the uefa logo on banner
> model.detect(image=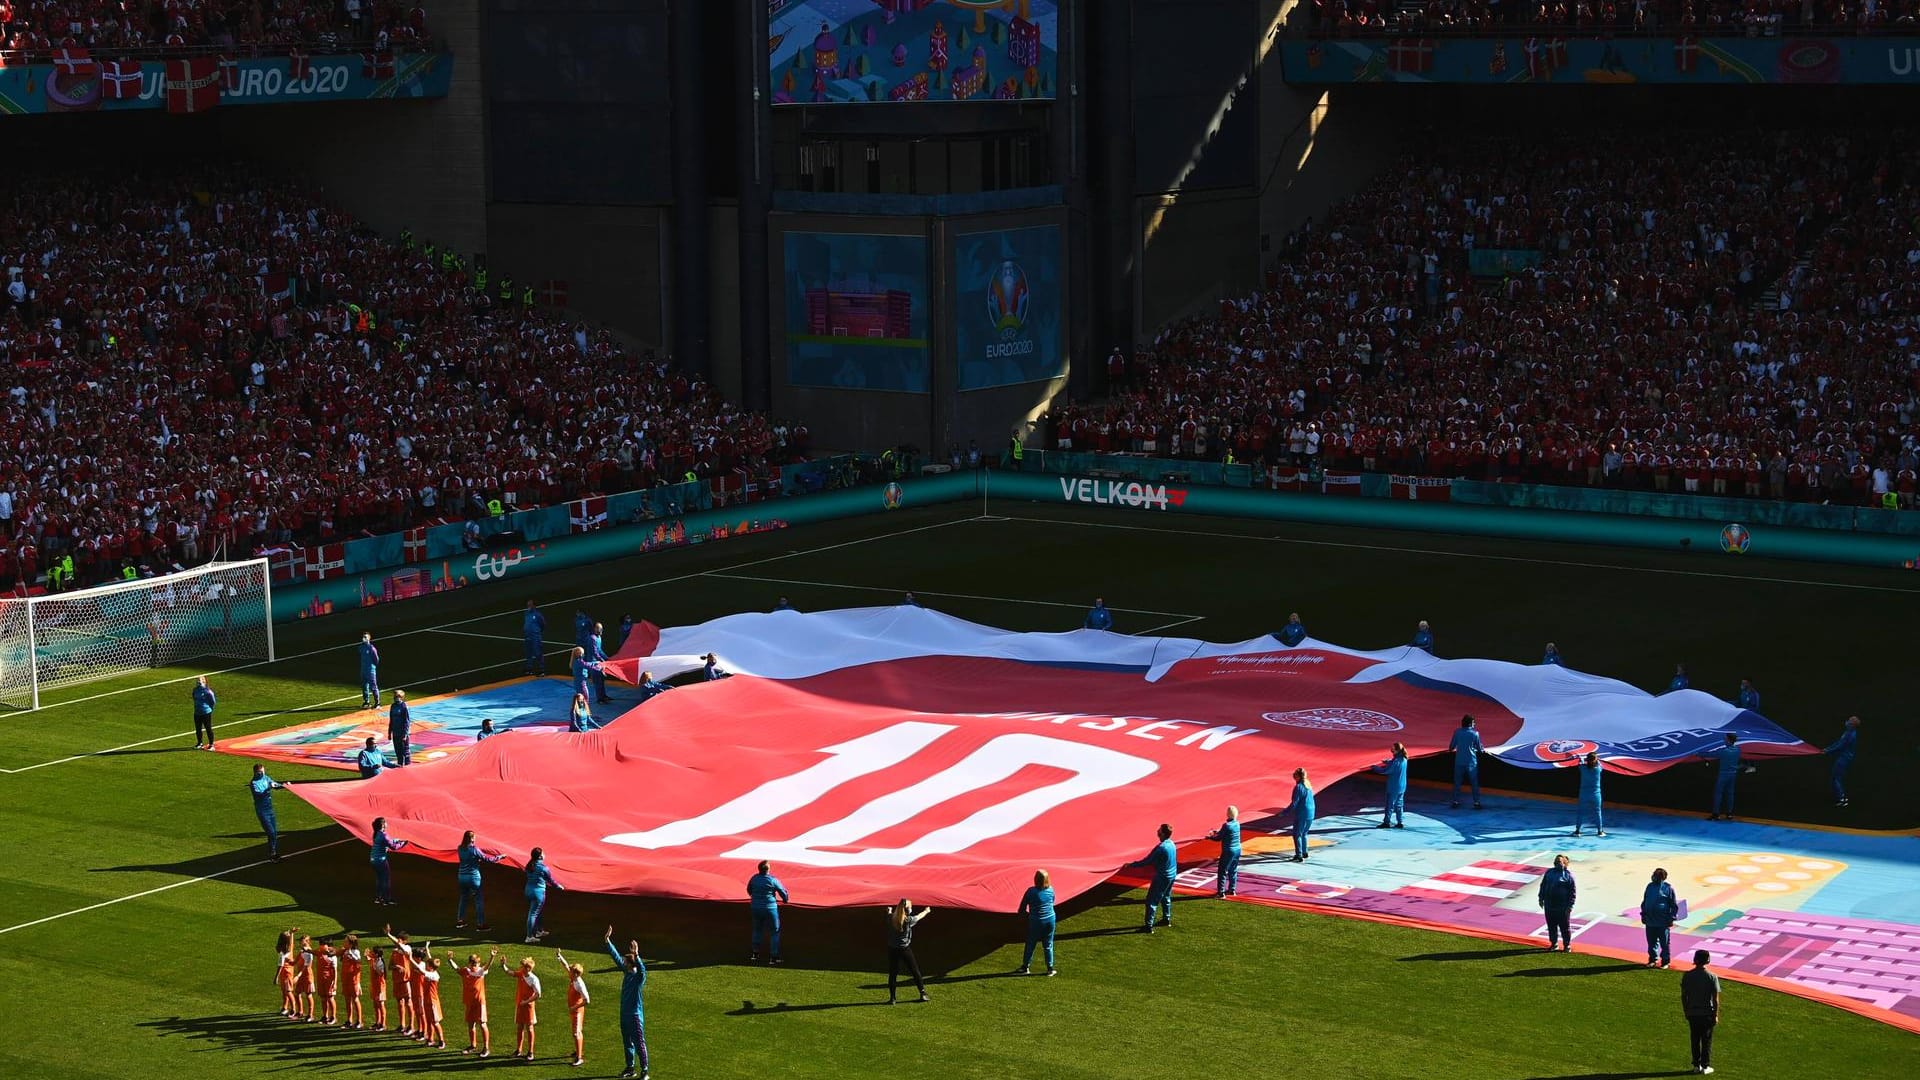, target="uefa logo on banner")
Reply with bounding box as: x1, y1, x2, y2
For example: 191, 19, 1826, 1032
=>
1261, 707, 1404, 733
987, 259, 1030, 333
882, 482, 904, 510
1719, 522, 1752, 555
